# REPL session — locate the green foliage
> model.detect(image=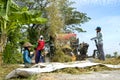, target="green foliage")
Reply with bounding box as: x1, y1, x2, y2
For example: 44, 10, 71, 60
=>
113, 52, 118, 58
10, 10, 47, 24
9, 0, 91, 63
0, 0, 47, 53
60, 0, 91, 32
27, 27, 38, 45
8, 25, 21, 44
106, 54, 112, 58
3, 43, 23, 64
